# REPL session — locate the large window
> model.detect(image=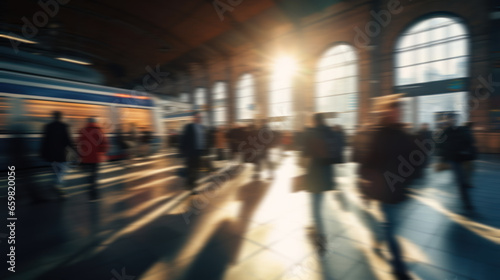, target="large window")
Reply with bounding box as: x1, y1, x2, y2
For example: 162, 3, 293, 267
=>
212, 82, 227, 126
315, 44, 358, 133
395, 16, 469, 129
236, 74, 255, 122
395, 17, 468, 85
